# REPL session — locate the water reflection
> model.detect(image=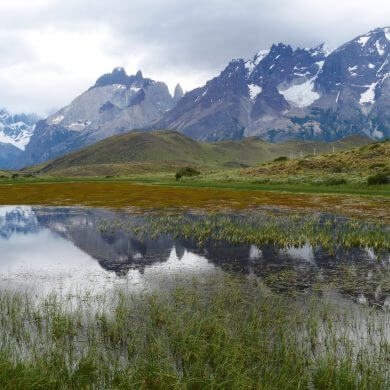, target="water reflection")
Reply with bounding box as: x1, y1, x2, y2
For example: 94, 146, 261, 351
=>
0, 206, 389, 308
